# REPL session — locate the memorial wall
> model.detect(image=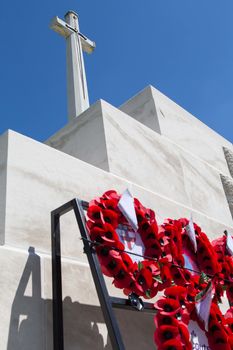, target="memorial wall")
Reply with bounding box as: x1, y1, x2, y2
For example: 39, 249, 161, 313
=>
0, 85, 233, 349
